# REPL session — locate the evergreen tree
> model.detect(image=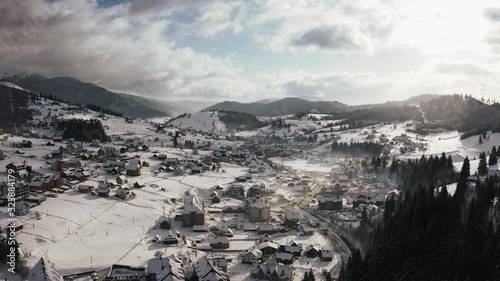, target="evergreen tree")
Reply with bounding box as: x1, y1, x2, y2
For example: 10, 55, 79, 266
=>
460, 156, 470, 178
489, 146, 498, 166
478, 151, 488, 175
